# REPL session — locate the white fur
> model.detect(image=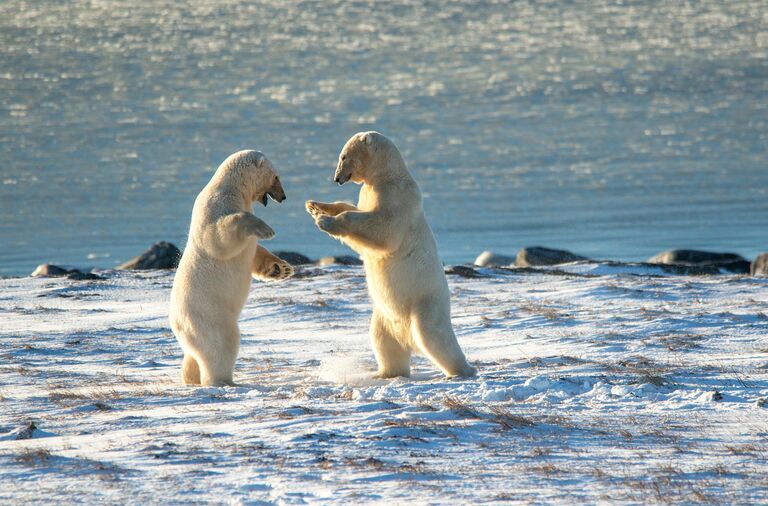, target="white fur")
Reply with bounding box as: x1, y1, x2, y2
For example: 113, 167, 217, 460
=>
169, 150, 293, 386
307, 132, 476, 378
